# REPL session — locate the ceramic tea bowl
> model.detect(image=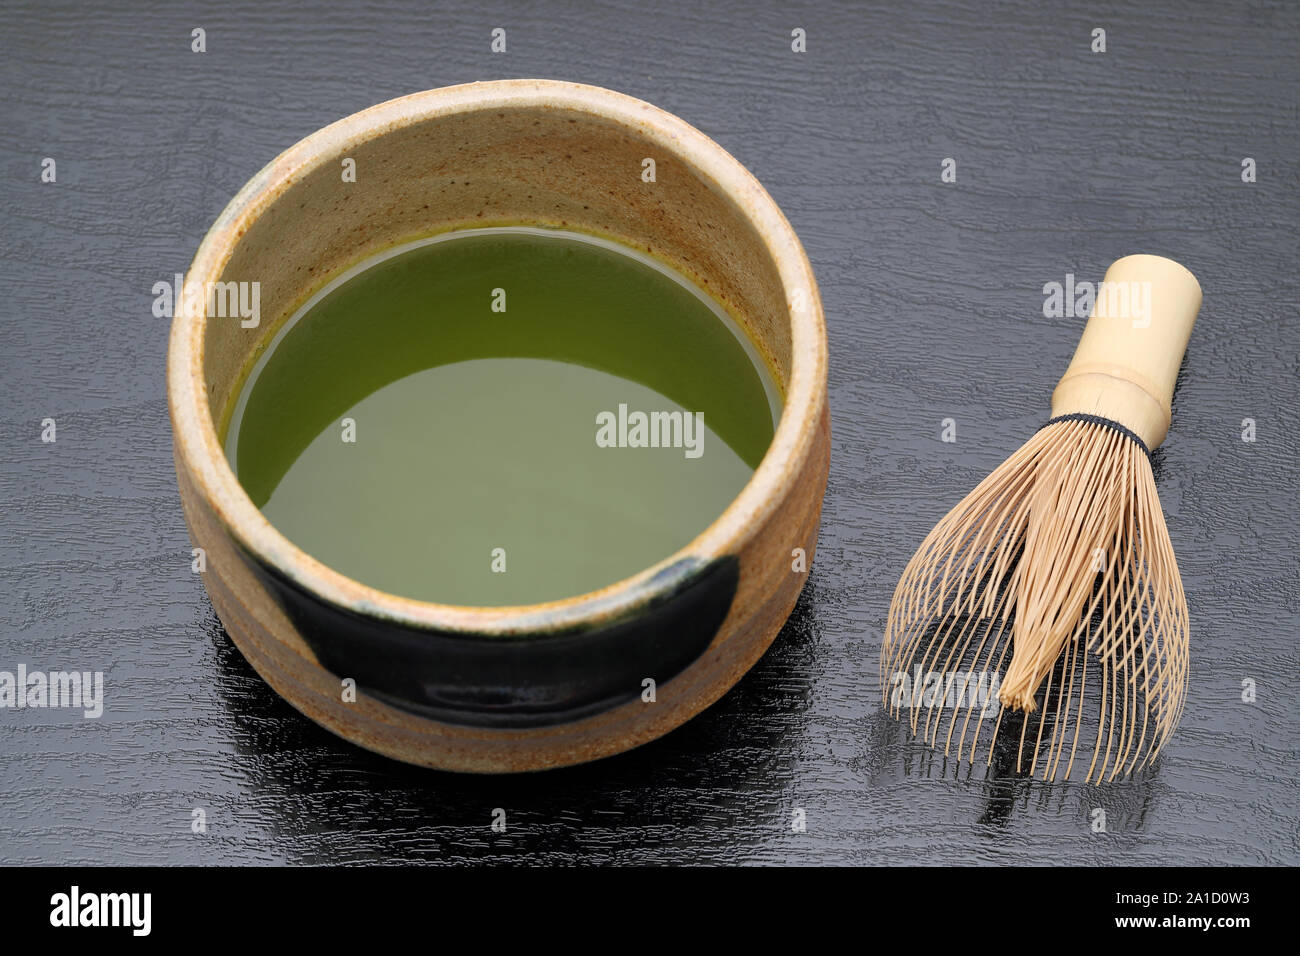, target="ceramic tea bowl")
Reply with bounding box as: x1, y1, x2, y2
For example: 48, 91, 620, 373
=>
168, 79, 829, 772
